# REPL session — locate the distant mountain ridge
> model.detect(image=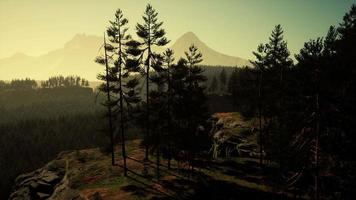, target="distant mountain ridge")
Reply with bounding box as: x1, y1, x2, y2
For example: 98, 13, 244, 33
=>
0, 32, 251, 80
